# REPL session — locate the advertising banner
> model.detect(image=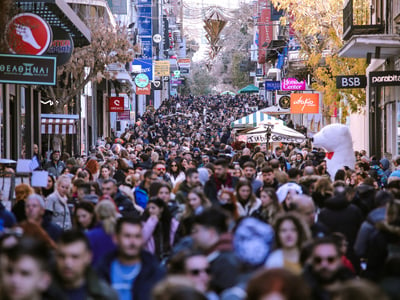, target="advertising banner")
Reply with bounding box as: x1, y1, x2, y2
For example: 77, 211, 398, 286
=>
336, 75, 367, 89
0, 54, 56, 85
137, 0, 152, 36
109, 96, 125, 112
140, 36, 153, 59
154, 60, 170, 76
46, 27, 74, 66
290, 93, 319, 114
136, 84, 151, 95
265, 81, 280, 91
6, 13, 52, 56
281, 78, 306, 91
369, 71, 400, 87
132, 59, 153, 80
